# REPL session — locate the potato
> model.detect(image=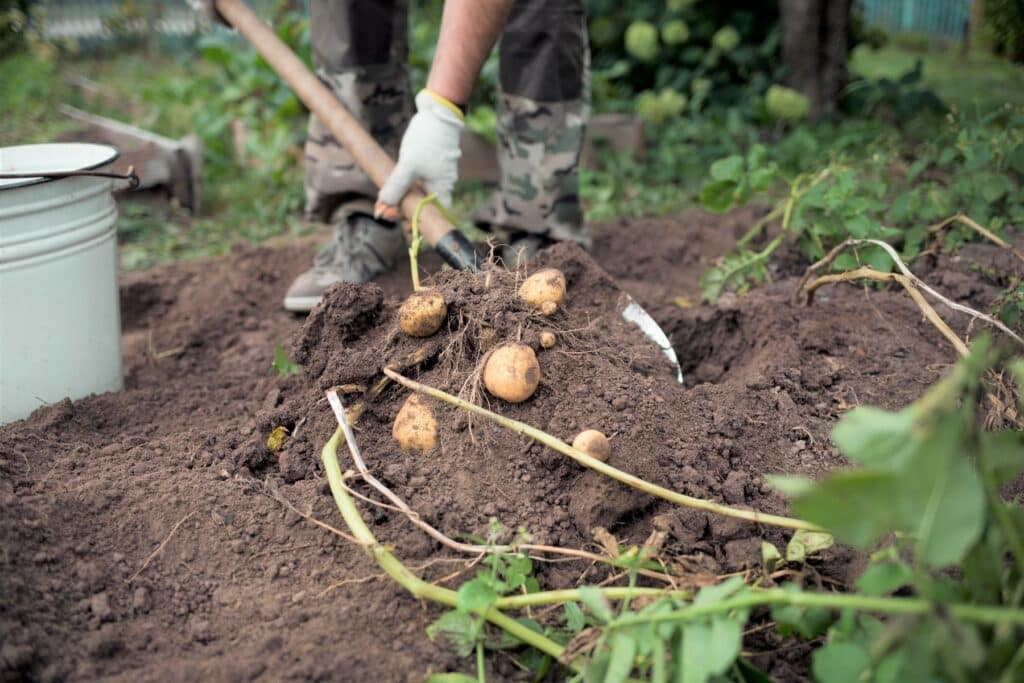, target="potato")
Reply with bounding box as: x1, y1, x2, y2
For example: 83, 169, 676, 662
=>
518, 268, 566, 315
398, 289, 447, 337
572, 430, 610, 462
483, 343, 541, 403
392, 394, 438, 452
539, 331, 556, 349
